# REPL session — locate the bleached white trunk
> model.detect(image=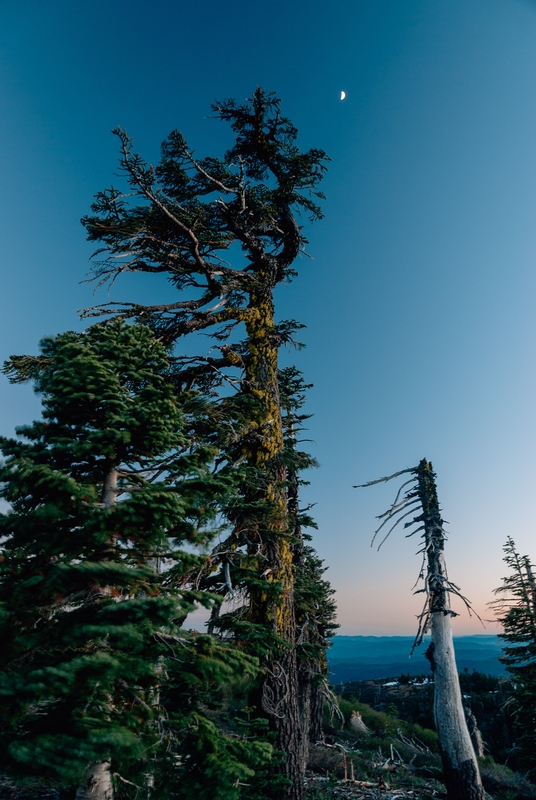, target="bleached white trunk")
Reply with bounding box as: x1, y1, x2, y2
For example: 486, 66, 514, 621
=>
350, 710, 370, 735
415, 460, 485, 800
431, 604, 484, 799
75, 762, 113, 800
